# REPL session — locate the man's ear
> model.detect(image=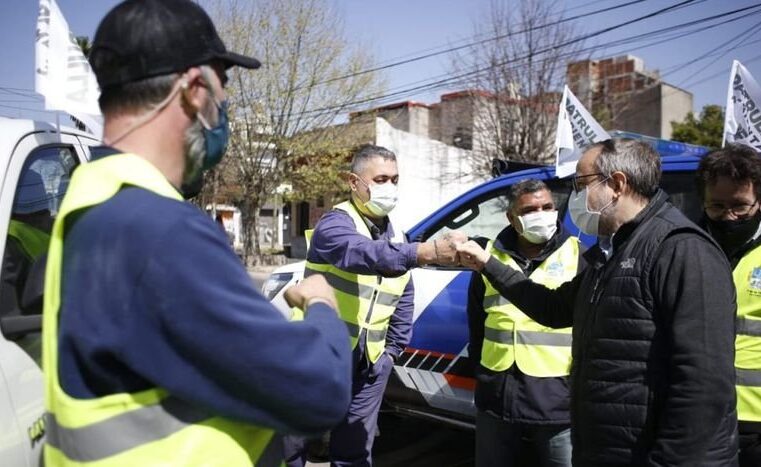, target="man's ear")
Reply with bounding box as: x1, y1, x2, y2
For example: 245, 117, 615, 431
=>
180, 68, 206, 114
346, 172, 359, 193
610, 171, 628, 197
